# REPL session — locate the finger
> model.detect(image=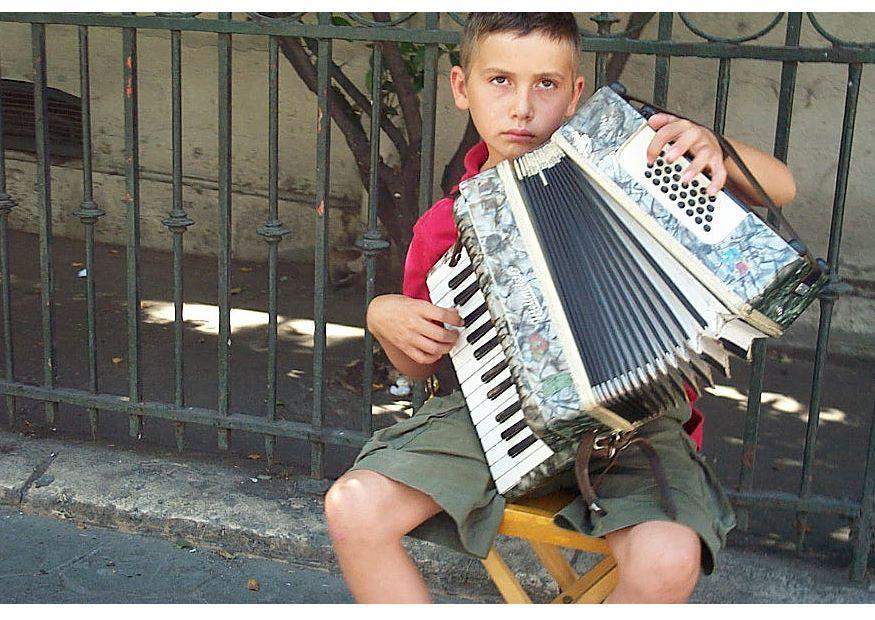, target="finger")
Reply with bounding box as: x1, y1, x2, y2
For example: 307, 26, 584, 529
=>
664, 131, 698, 165
419, 319, 460, 345
647, 120, 689, 164
680, 146, 718, 183
422, 303, 464, 328
413, 335, 452, 359
647, 112, 678, 131
706, 161, 728, 195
